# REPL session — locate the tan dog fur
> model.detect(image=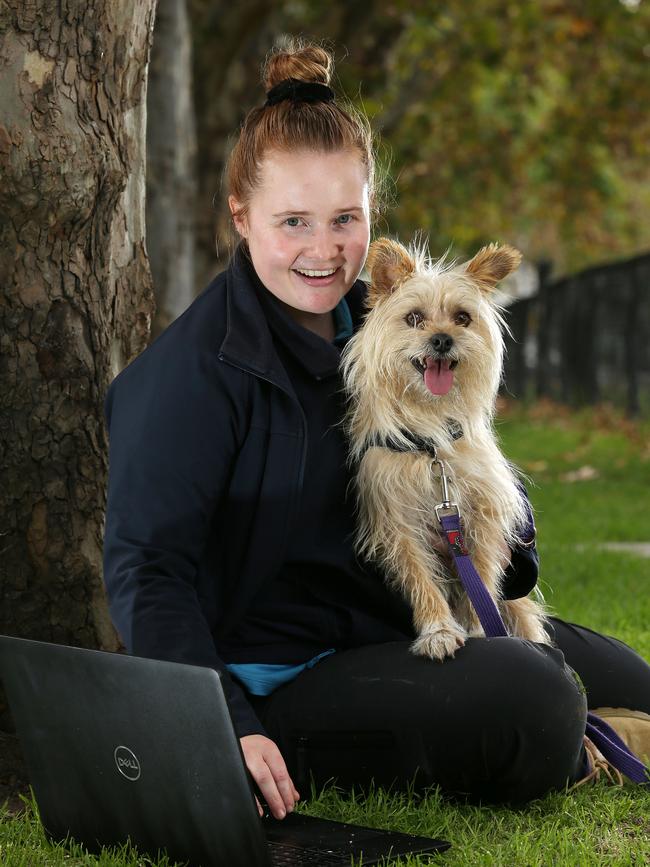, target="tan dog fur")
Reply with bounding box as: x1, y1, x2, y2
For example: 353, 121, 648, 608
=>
342, 237, 550, 660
